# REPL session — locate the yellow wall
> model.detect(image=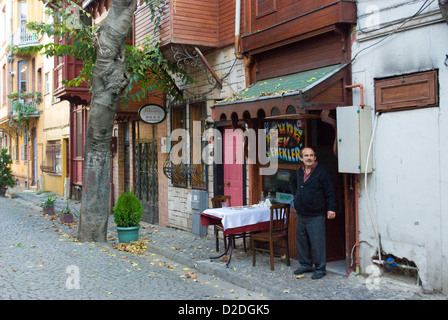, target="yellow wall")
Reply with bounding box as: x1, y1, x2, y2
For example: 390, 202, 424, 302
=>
42, 97, 70, 196
6, 0, 51, 191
